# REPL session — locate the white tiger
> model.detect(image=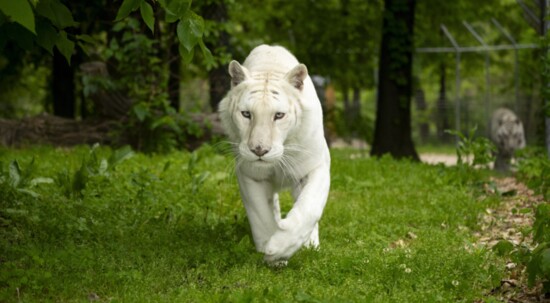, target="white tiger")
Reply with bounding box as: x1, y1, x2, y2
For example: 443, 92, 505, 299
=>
218, 45, 331, 265
490, 108, 525, 171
